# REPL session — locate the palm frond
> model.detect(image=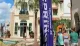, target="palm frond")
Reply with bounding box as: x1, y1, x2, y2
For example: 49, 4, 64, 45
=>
15, 0, 23, 7
34, 0, 39, 8
52, 0, 59, 5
